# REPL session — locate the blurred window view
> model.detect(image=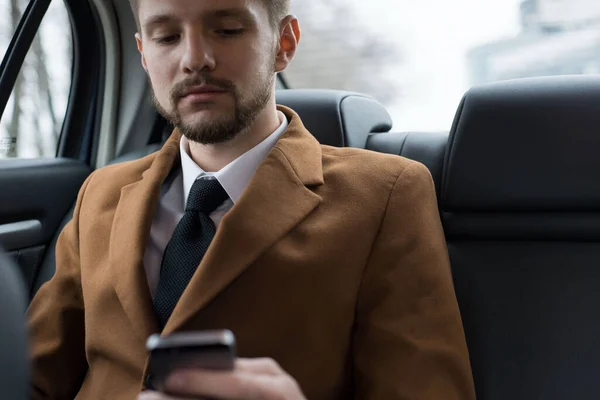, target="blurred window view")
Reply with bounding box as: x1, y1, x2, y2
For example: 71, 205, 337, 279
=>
287, 0, 600, 131
0, 0, 72, 159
